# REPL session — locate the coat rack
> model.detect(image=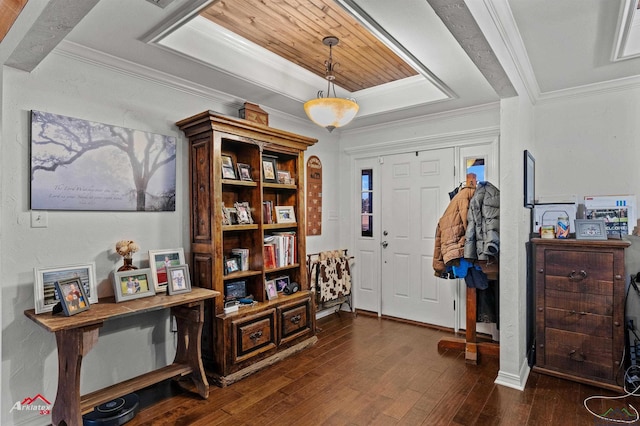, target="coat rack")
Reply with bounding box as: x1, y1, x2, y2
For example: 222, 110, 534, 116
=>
436, 173, 499, 364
